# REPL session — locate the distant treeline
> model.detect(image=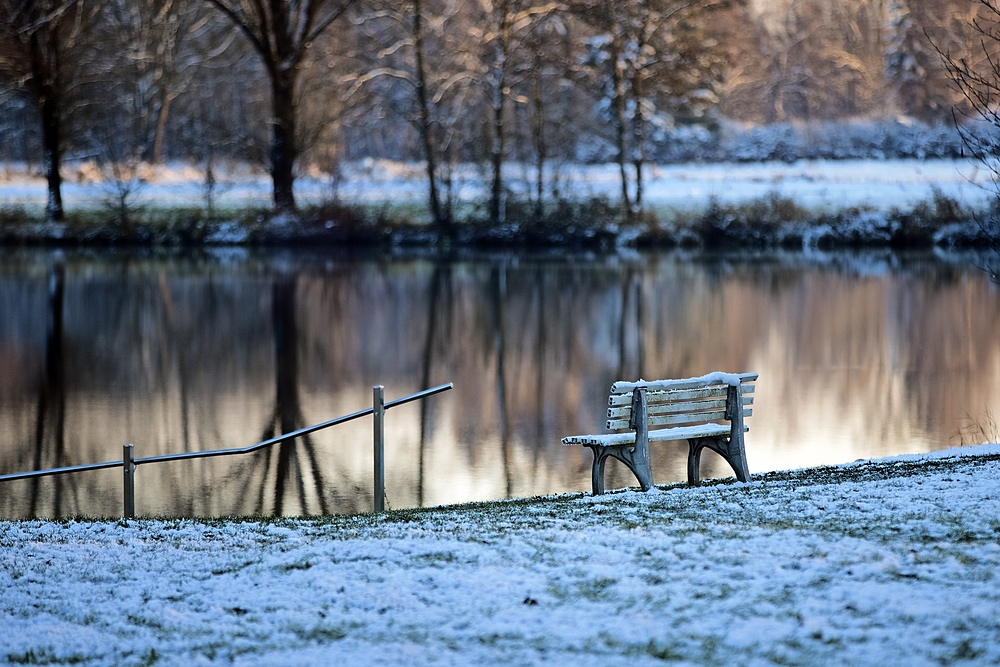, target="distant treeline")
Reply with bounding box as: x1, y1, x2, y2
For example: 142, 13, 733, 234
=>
0, 0, 988, 224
